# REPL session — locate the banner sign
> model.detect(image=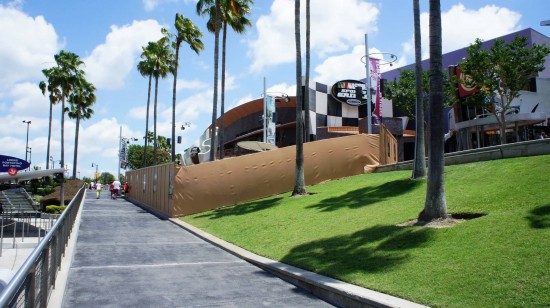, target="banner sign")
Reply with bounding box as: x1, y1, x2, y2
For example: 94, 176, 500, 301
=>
330, 80, 368, 106
369, 57, 382, 117
0, 155, 30, 173
265, 95, 276, 145
456, 65, 479, 98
